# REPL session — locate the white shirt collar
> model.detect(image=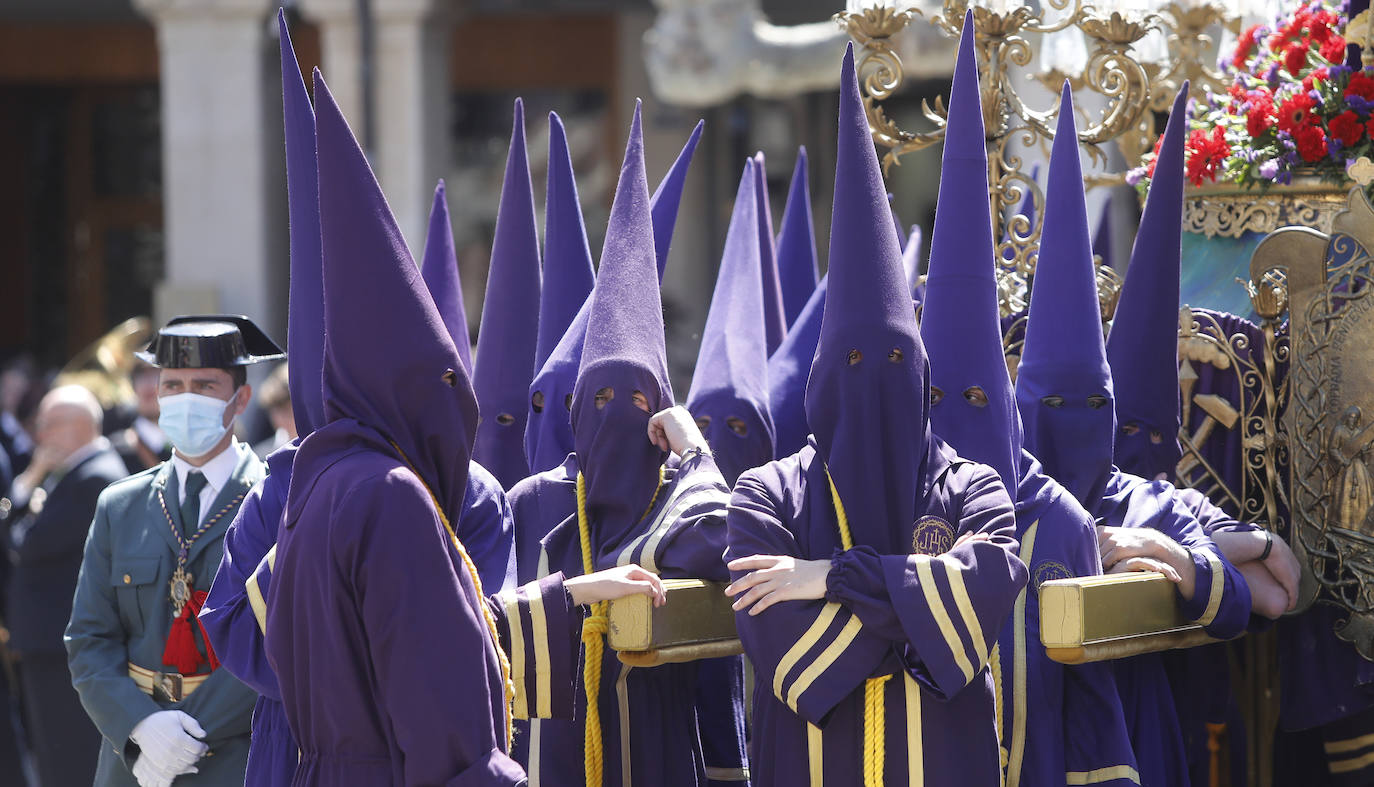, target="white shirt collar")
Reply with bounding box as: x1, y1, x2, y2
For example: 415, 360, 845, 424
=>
171, 438, 240, 502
